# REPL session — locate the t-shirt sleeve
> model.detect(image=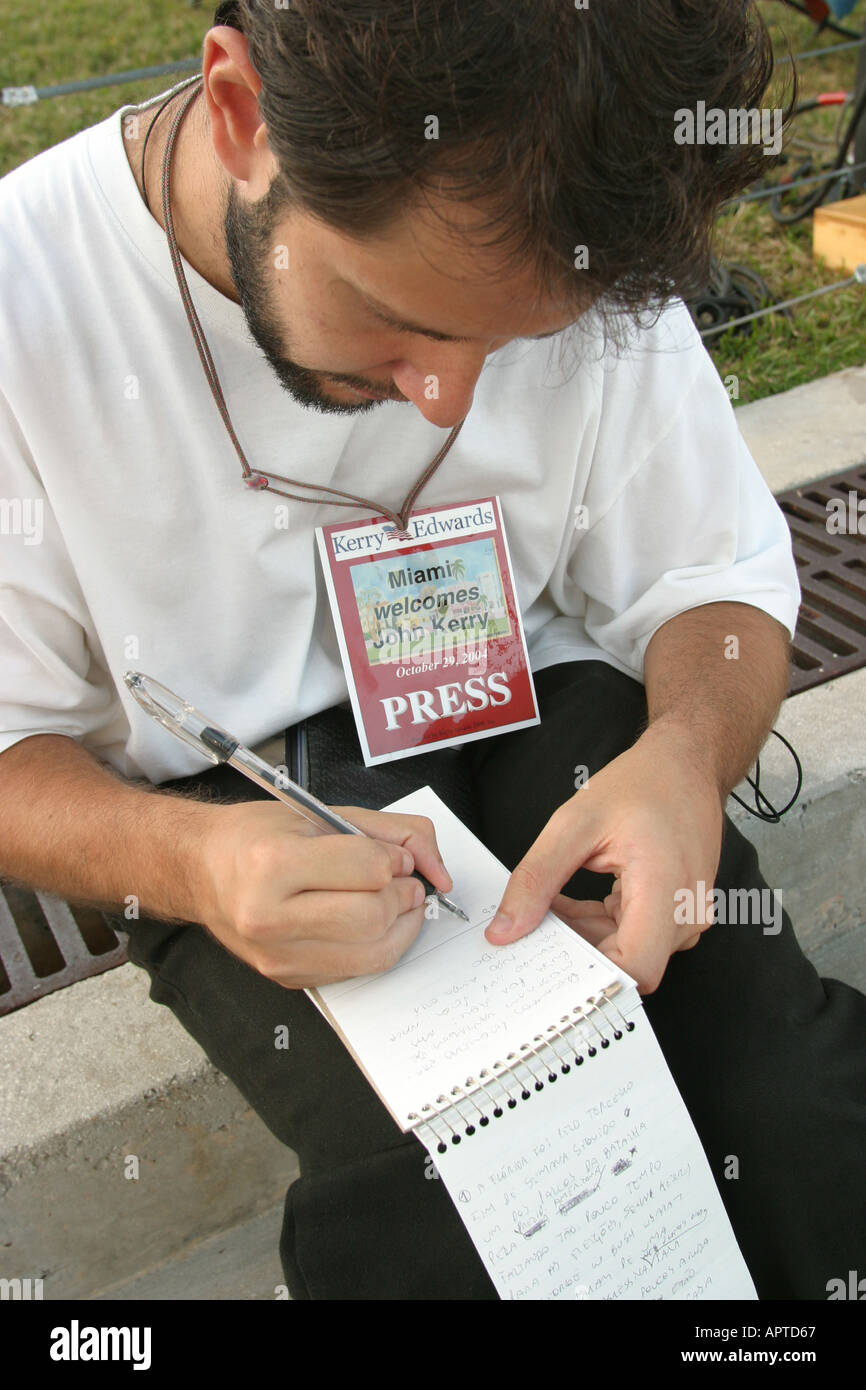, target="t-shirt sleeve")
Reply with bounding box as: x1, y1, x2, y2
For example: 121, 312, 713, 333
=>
565, 303, 801, 676
0, 387, 118, 758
